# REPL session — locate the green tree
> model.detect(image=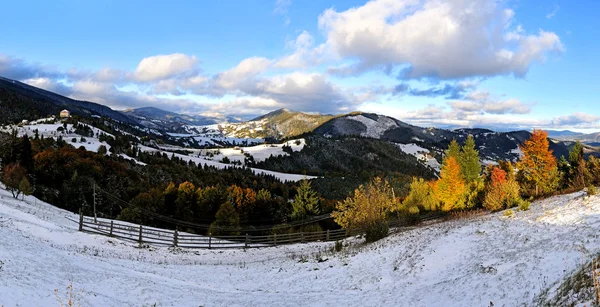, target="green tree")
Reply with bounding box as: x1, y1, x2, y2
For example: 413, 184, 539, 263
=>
402, 177, 437, 212
209, 202, 240, 236
444, 139, 461, 164
459, 135, 481, 183
291, 179, 320, 221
